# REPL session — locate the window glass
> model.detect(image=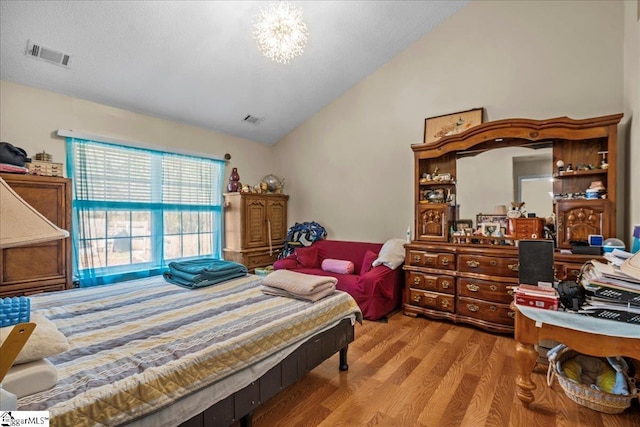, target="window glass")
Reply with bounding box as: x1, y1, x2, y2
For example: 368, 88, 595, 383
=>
67, 137, 224, 286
